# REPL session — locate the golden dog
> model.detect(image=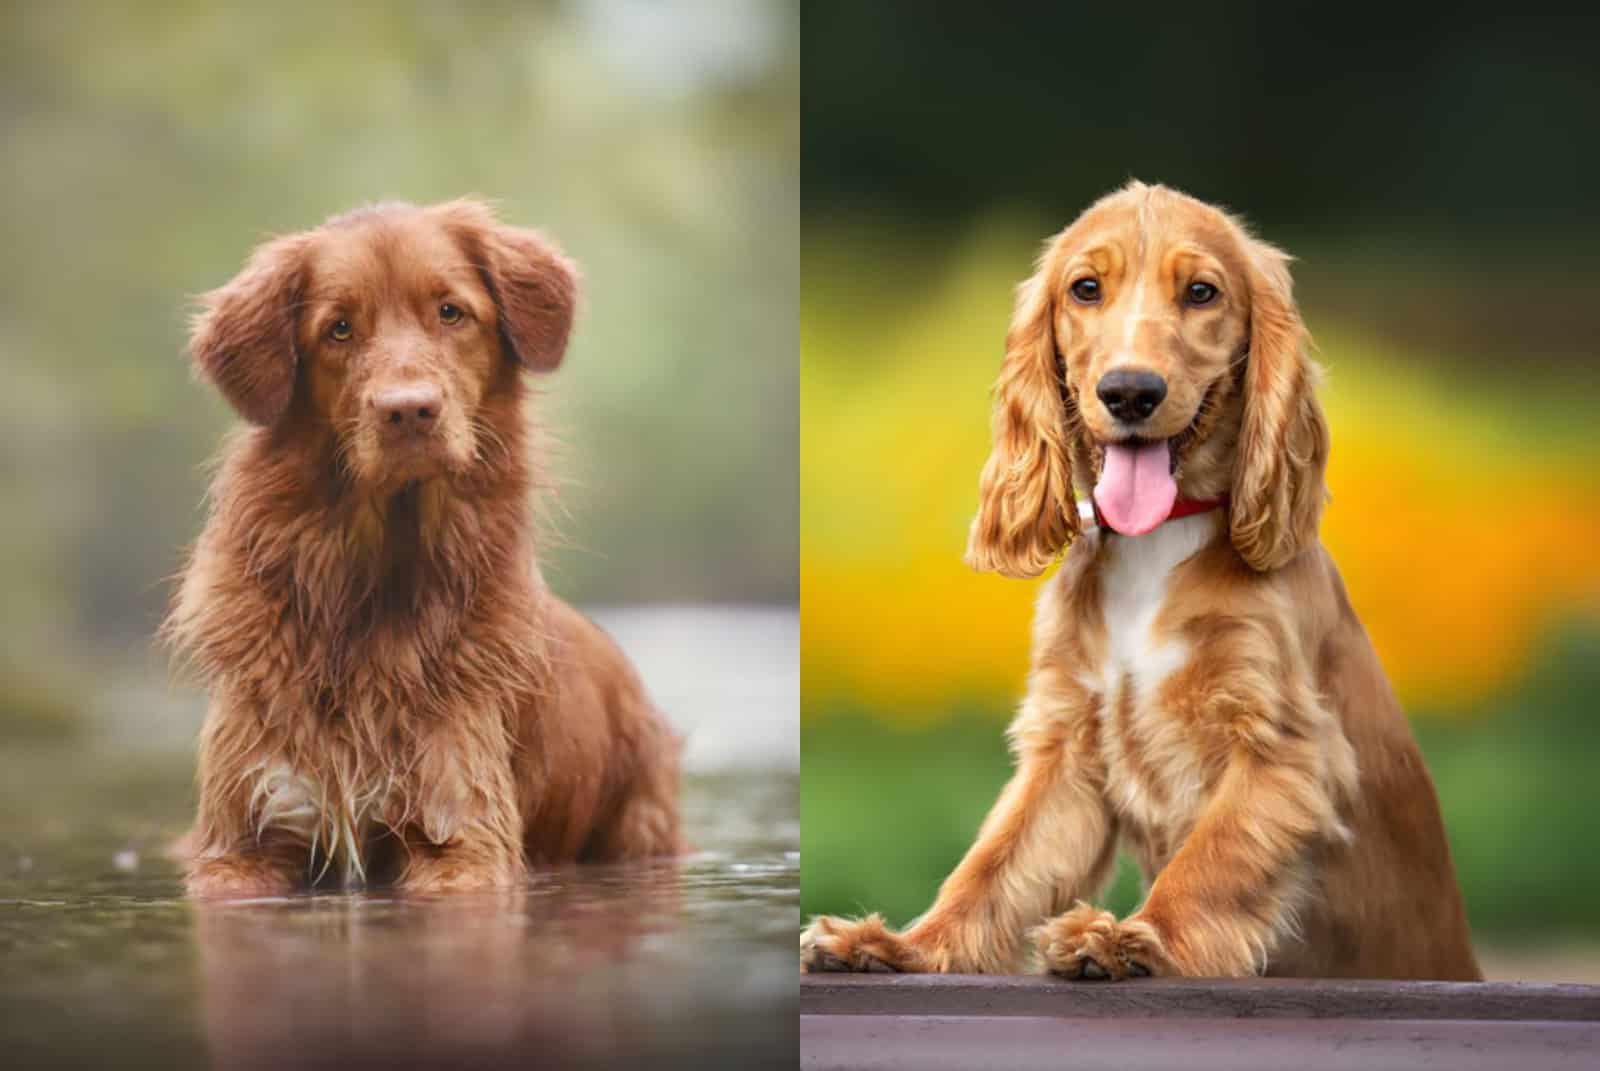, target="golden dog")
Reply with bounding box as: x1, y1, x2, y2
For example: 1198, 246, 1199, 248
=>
802, 182, 1479, 980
